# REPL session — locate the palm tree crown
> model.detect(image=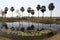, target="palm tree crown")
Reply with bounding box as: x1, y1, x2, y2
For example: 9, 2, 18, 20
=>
31, 9, 35, 15
10, 7, 15, 12
27, 7, 31, 13
36, 4, 41, 11
48, 3, 55, 11
4, 7, 8, 12
20, 7, 25, 12
41, 6, 46, 13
